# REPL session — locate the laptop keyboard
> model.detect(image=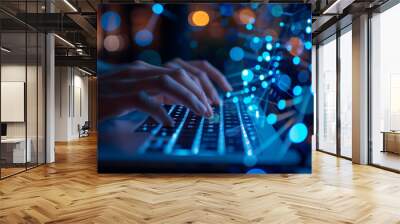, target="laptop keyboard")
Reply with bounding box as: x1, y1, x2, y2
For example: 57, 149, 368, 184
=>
136, 100, 257, 156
